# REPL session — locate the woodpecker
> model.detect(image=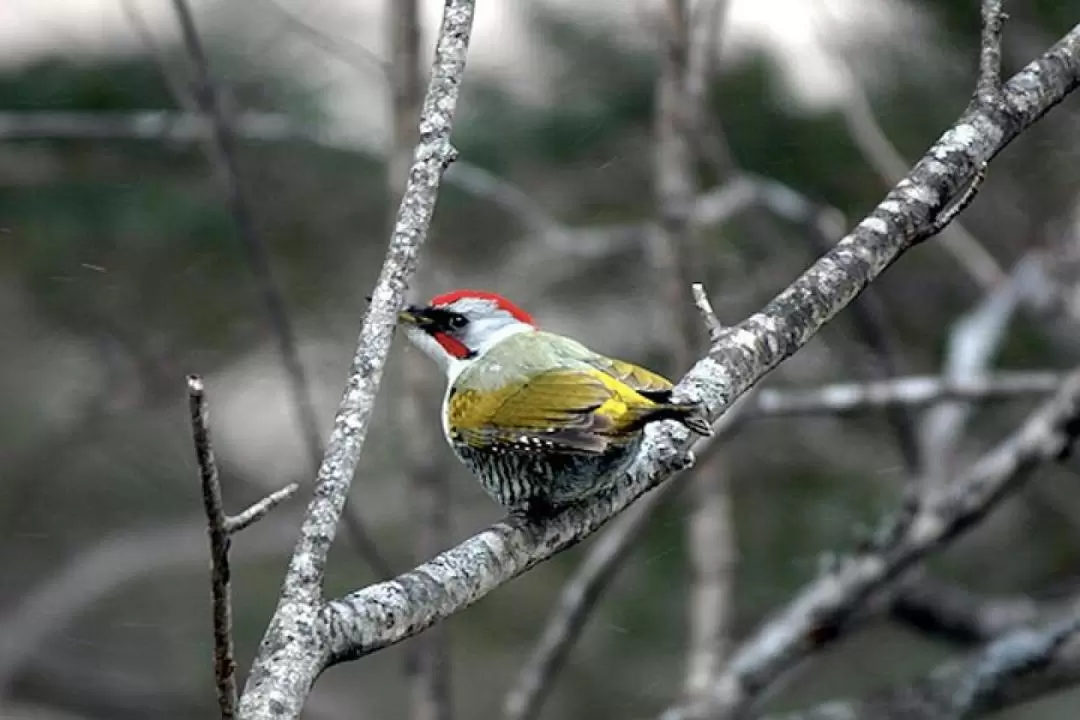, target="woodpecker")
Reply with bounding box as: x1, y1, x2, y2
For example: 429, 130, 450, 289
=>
398, 289, 713, 513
